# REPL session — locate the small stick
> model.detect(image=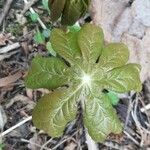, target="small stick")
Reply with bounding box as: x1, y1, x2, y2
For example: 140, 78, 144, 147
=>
21, 138, 50, 150
0, 0, 14, 26
40, 138, 53, 150
123, 130, 139, 145
21, 0, 38, 14
140, 103, 150, 112
23, 0, 47, 30
1, 116, 32, 137
0, 42, 20, 54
